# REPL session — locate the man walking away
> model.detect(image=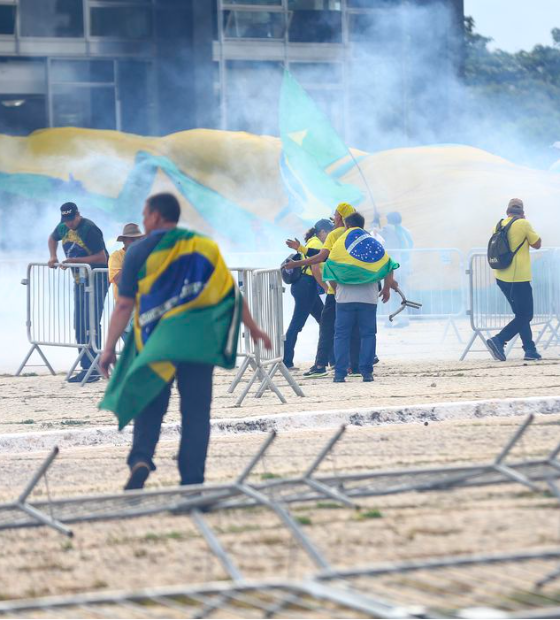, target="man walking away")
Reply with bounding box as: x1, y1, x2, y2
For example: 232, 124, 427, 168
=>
48, 202, 109, 383
487, 198, 542, 362
99, 193, 271, 490
323, 212, 398, 383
